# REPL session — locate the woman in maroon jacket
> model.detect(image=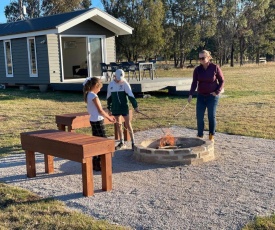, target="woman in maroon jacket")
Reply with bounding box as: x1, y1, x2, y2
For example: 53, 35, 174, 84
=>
188, 50, 224, 142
